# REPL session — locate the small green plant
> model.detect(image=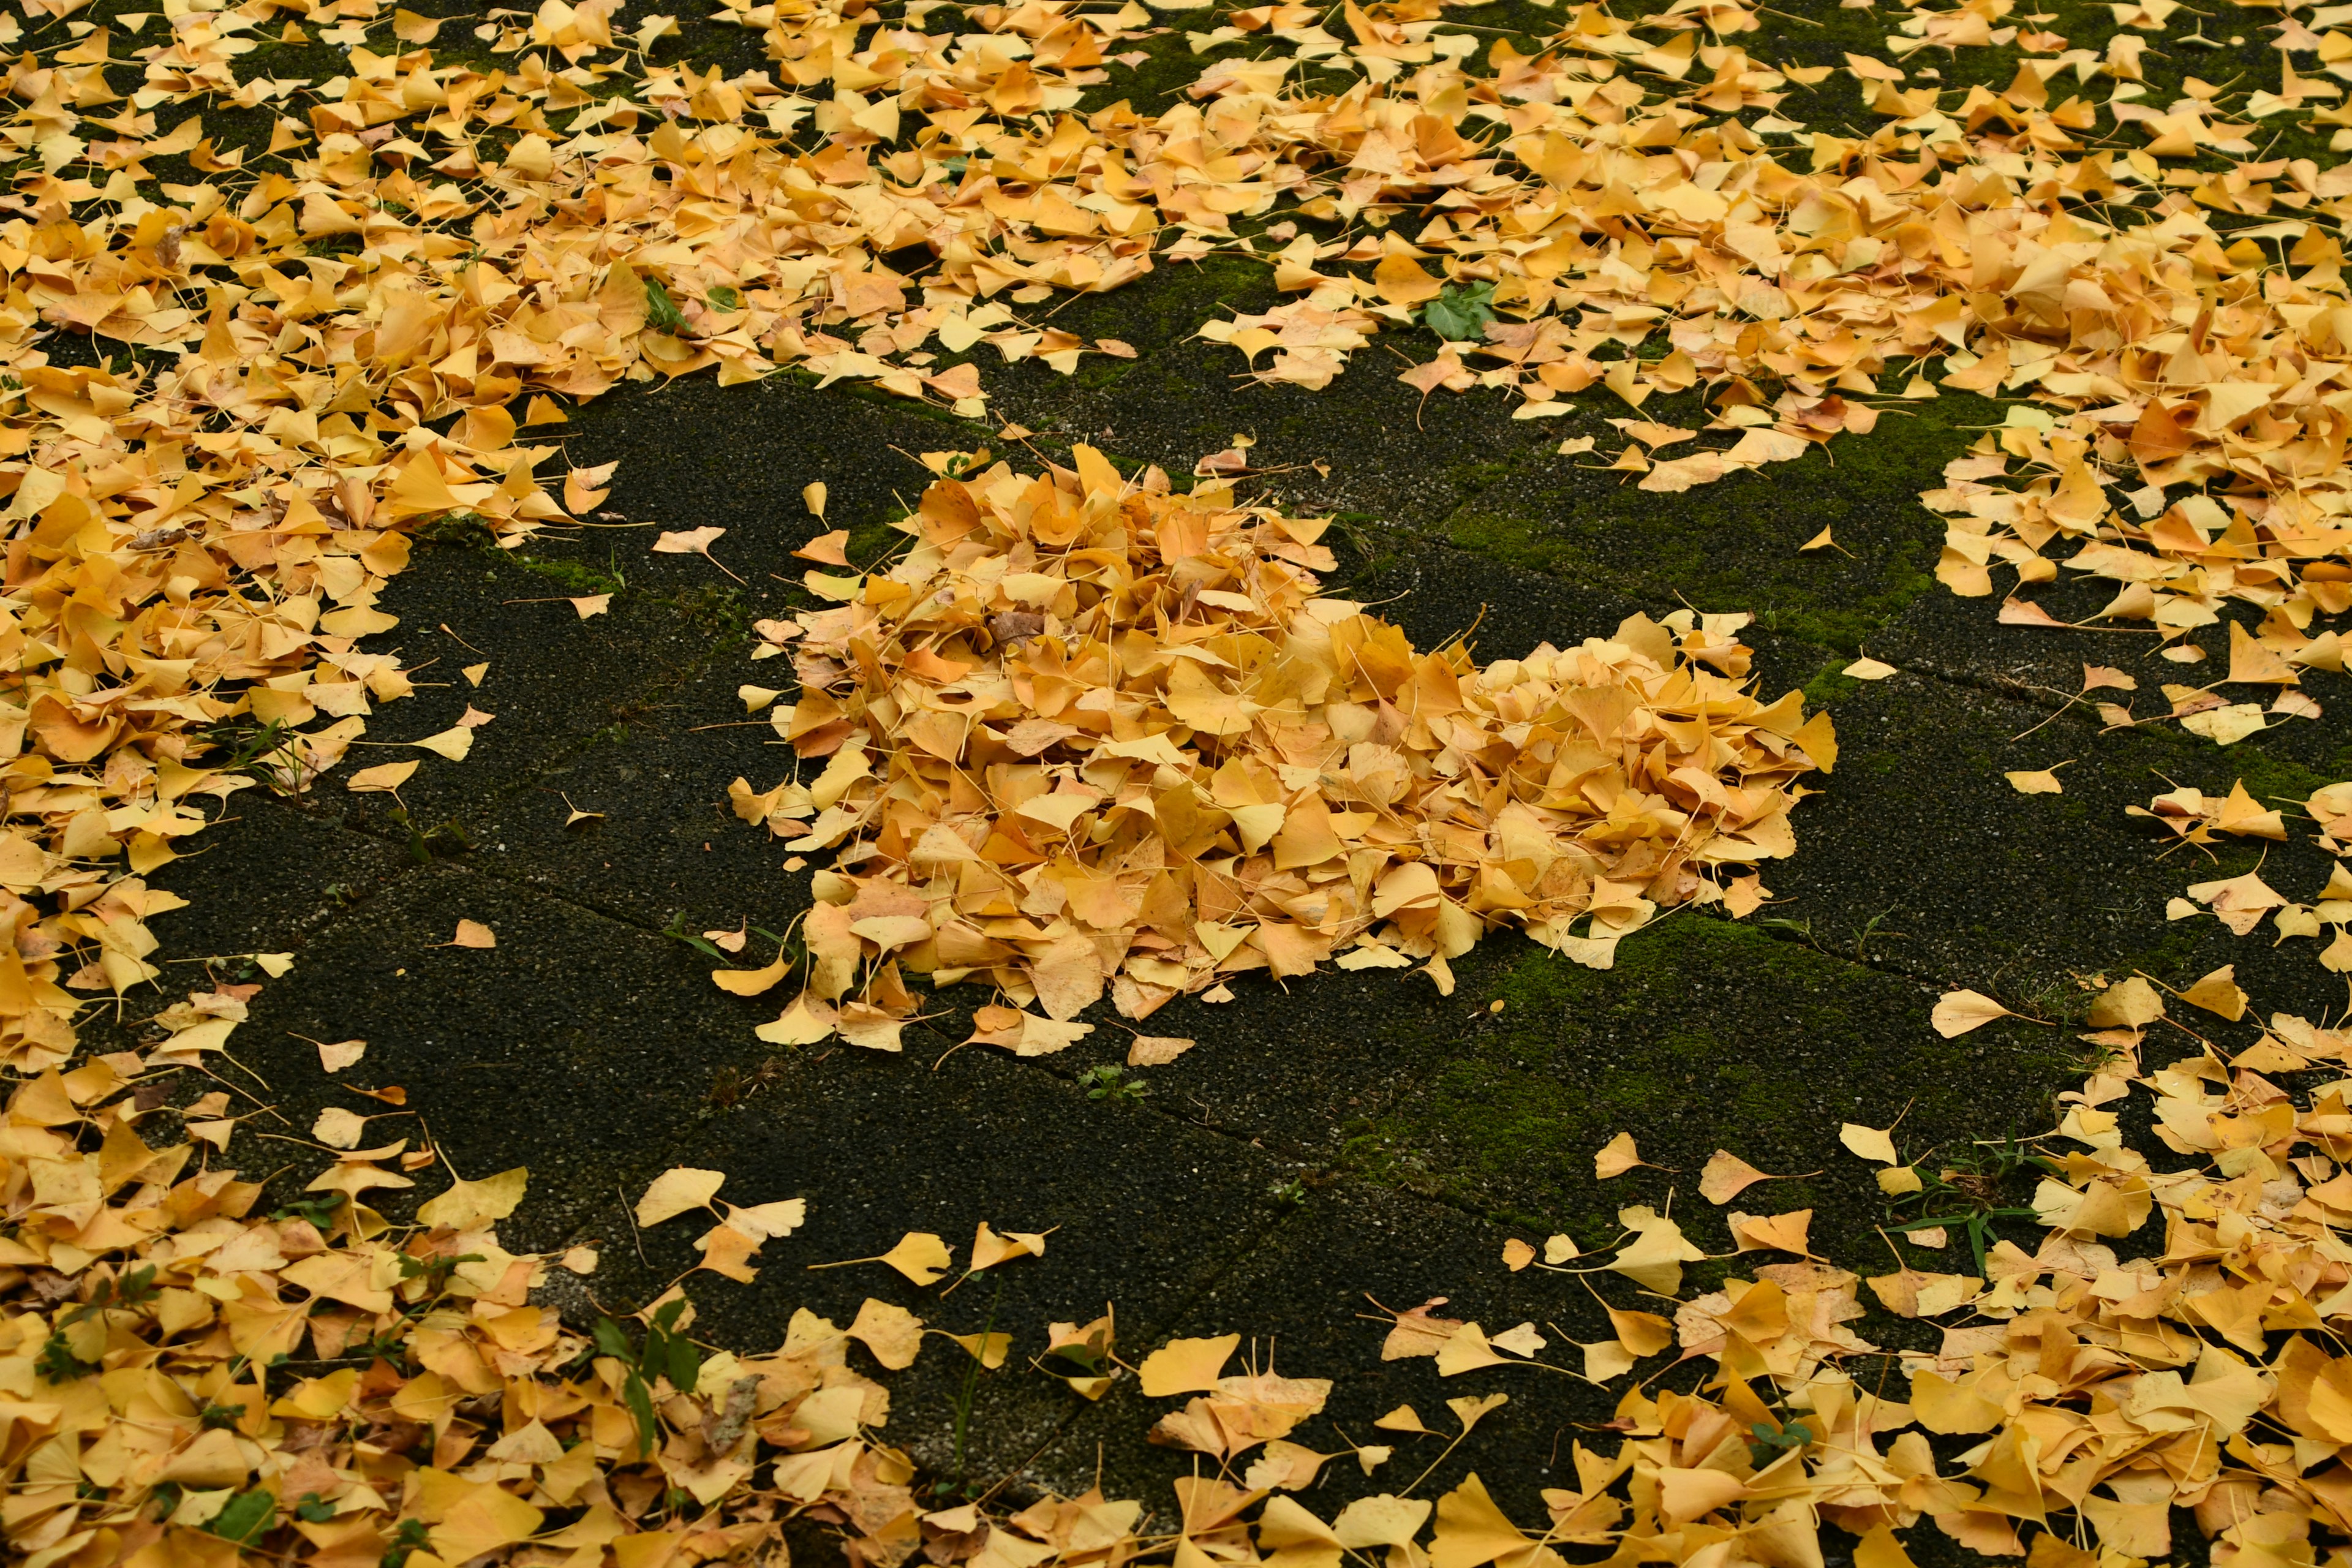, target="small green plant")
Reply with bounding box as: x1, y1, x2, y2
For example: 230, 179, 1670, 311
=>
415, 510, 500, 549
1423, 280, 1496, 341
205, 1488, 277, 1545
34, 1330, 97, 1383
383, 807, 473, 865
662, 911, 726, 958
273, 1193, 348, 1229
1885, 1131, 2054, 1275
944, 1283, 1004, 1502
35, 1265, 158, 1383
594, 1297, 703, 1458
198, 1402, 243, 1430
398, 1250, 486, 1297
707, 1054, 790, 1110
381, 1517, 432, 1567
644, 274, 688, 333
202, 717, 306, 795
1744, 1420, 1813, 1465
1267, 1177, 1308, 1207
1078, 1065, 1146, 1105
